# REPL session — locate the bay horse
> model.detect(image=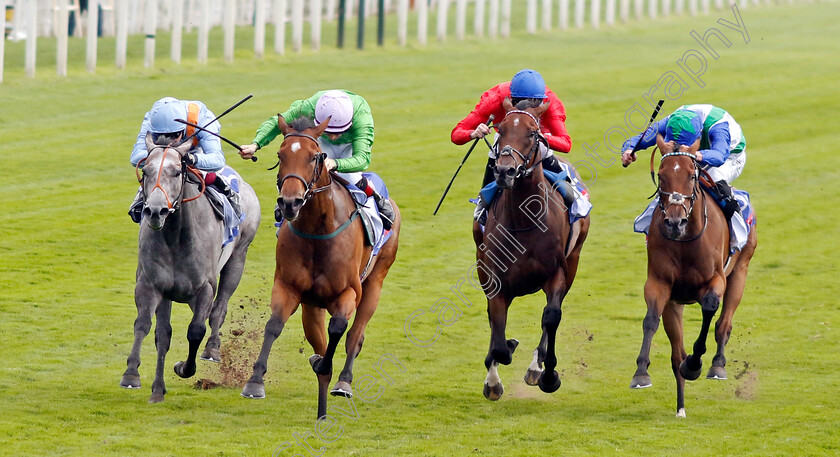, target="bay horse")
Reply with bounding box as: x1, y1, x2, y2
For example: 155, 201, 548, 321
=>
121, 133, 260, 403
629, 138, 757, 417
241, 116, 400, 419
473, 98, 590, 400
